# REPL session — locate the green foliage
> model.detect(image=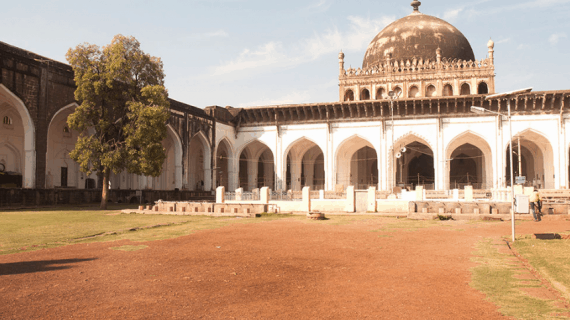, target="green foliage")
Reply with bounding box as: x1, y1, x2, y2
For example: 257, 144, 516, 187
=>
65, 35, 170, 179
471, 239, 570, 319
513, 239, 570, 302
436, 214, 453, 221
